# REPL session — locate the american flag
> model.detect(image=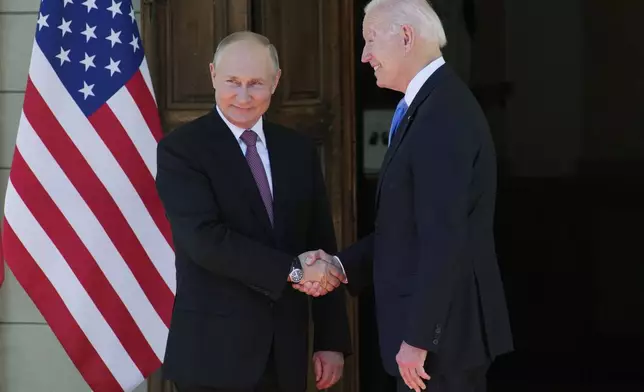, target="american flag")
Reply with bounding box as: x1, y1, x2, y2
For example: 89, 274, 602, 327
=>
1, 0, 175, 390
